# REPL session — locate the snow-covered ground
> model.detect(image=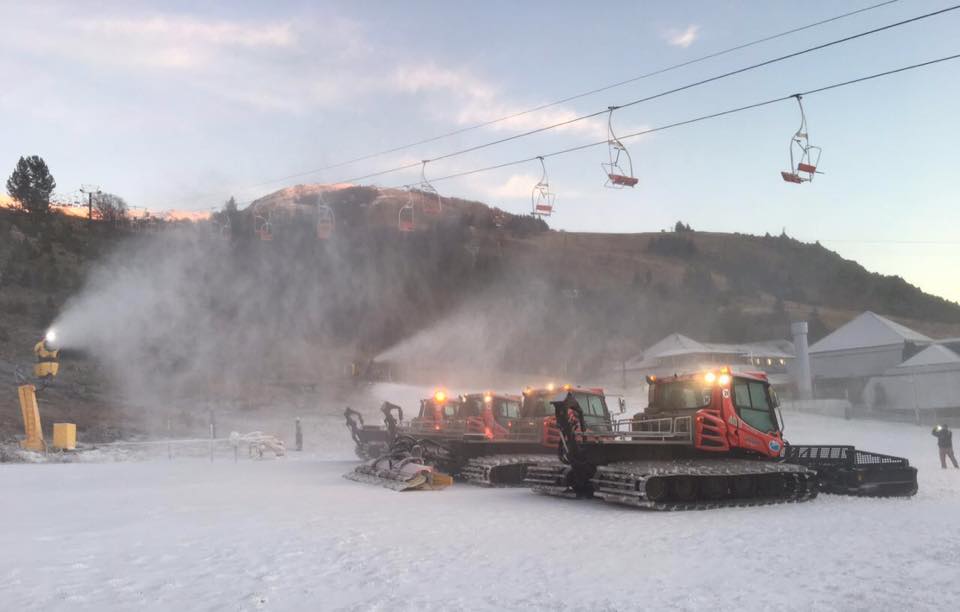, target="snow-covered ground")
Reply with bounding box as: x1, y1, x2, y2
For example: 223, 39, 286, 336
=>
1, 400, 958, 611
